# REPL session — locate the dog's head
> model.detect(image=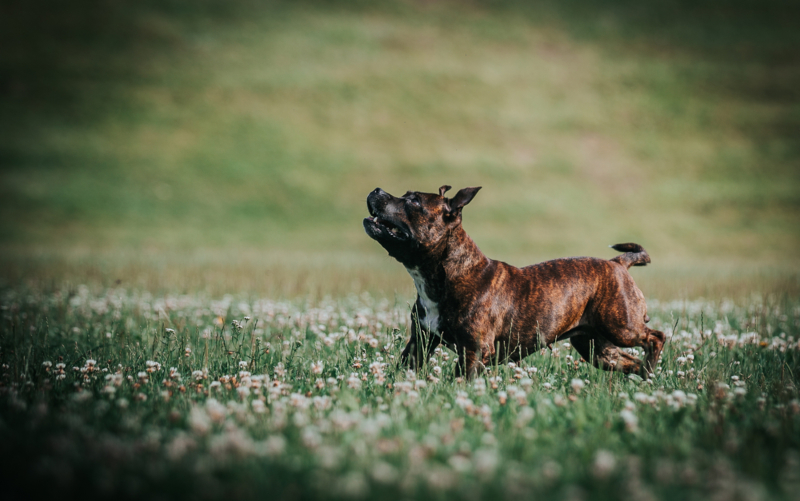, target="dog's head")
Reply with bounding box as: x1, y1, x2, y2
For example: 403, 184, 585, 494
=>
363, 185, 481, 266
